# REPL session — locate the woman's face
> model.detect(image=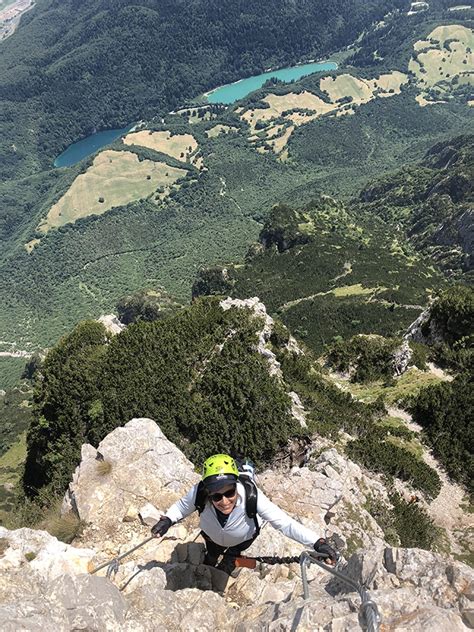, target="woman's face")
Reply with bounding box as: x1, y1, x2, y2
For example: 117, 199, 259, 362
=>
209, 483, 238, 515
